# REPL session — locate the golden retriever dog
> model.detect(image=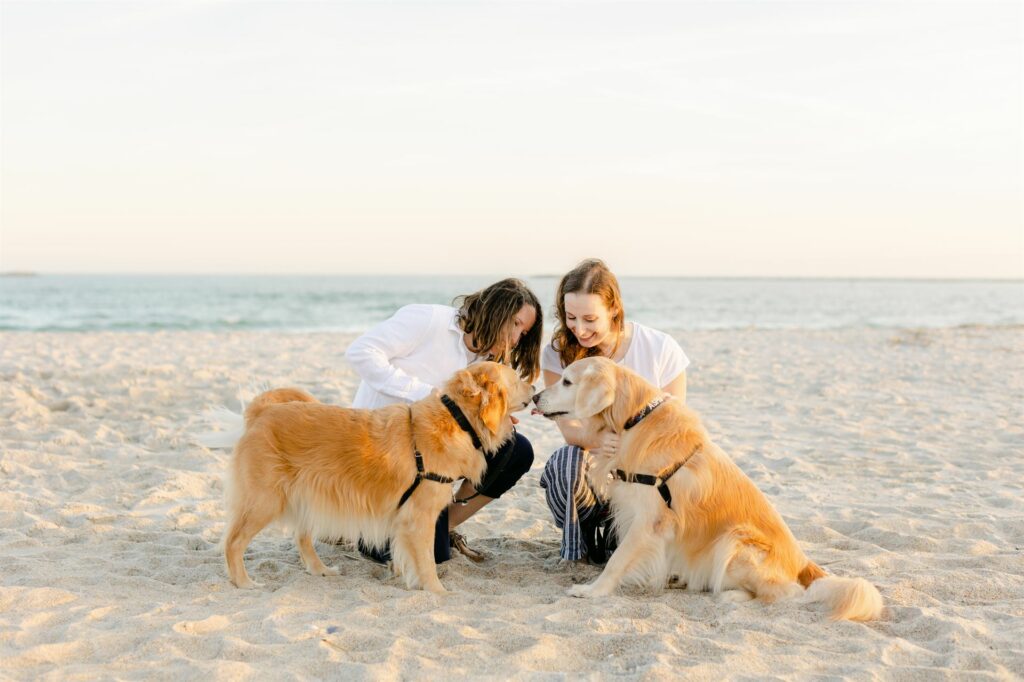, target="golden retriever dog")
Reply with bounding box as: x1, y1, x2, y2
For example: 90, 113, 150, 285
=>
533, 356, 883, 621
223, 361, 534, 594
